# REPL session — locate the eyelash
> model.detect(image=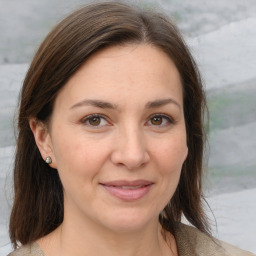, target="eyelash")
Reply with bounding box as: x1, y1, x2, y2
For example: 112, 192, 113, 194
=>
146, 113, 175, 127
80, 113, 175, 128
81, 114, 110, 128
